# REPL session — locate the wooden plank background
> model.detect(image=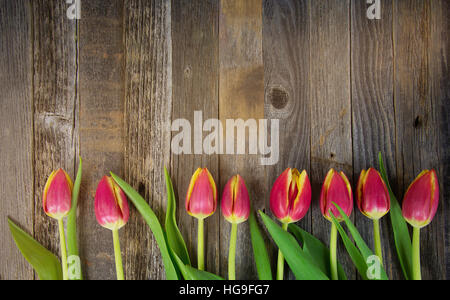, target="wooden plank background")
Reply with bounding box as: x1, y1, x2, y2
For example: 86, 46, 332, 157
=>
0, 0, 448, 280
